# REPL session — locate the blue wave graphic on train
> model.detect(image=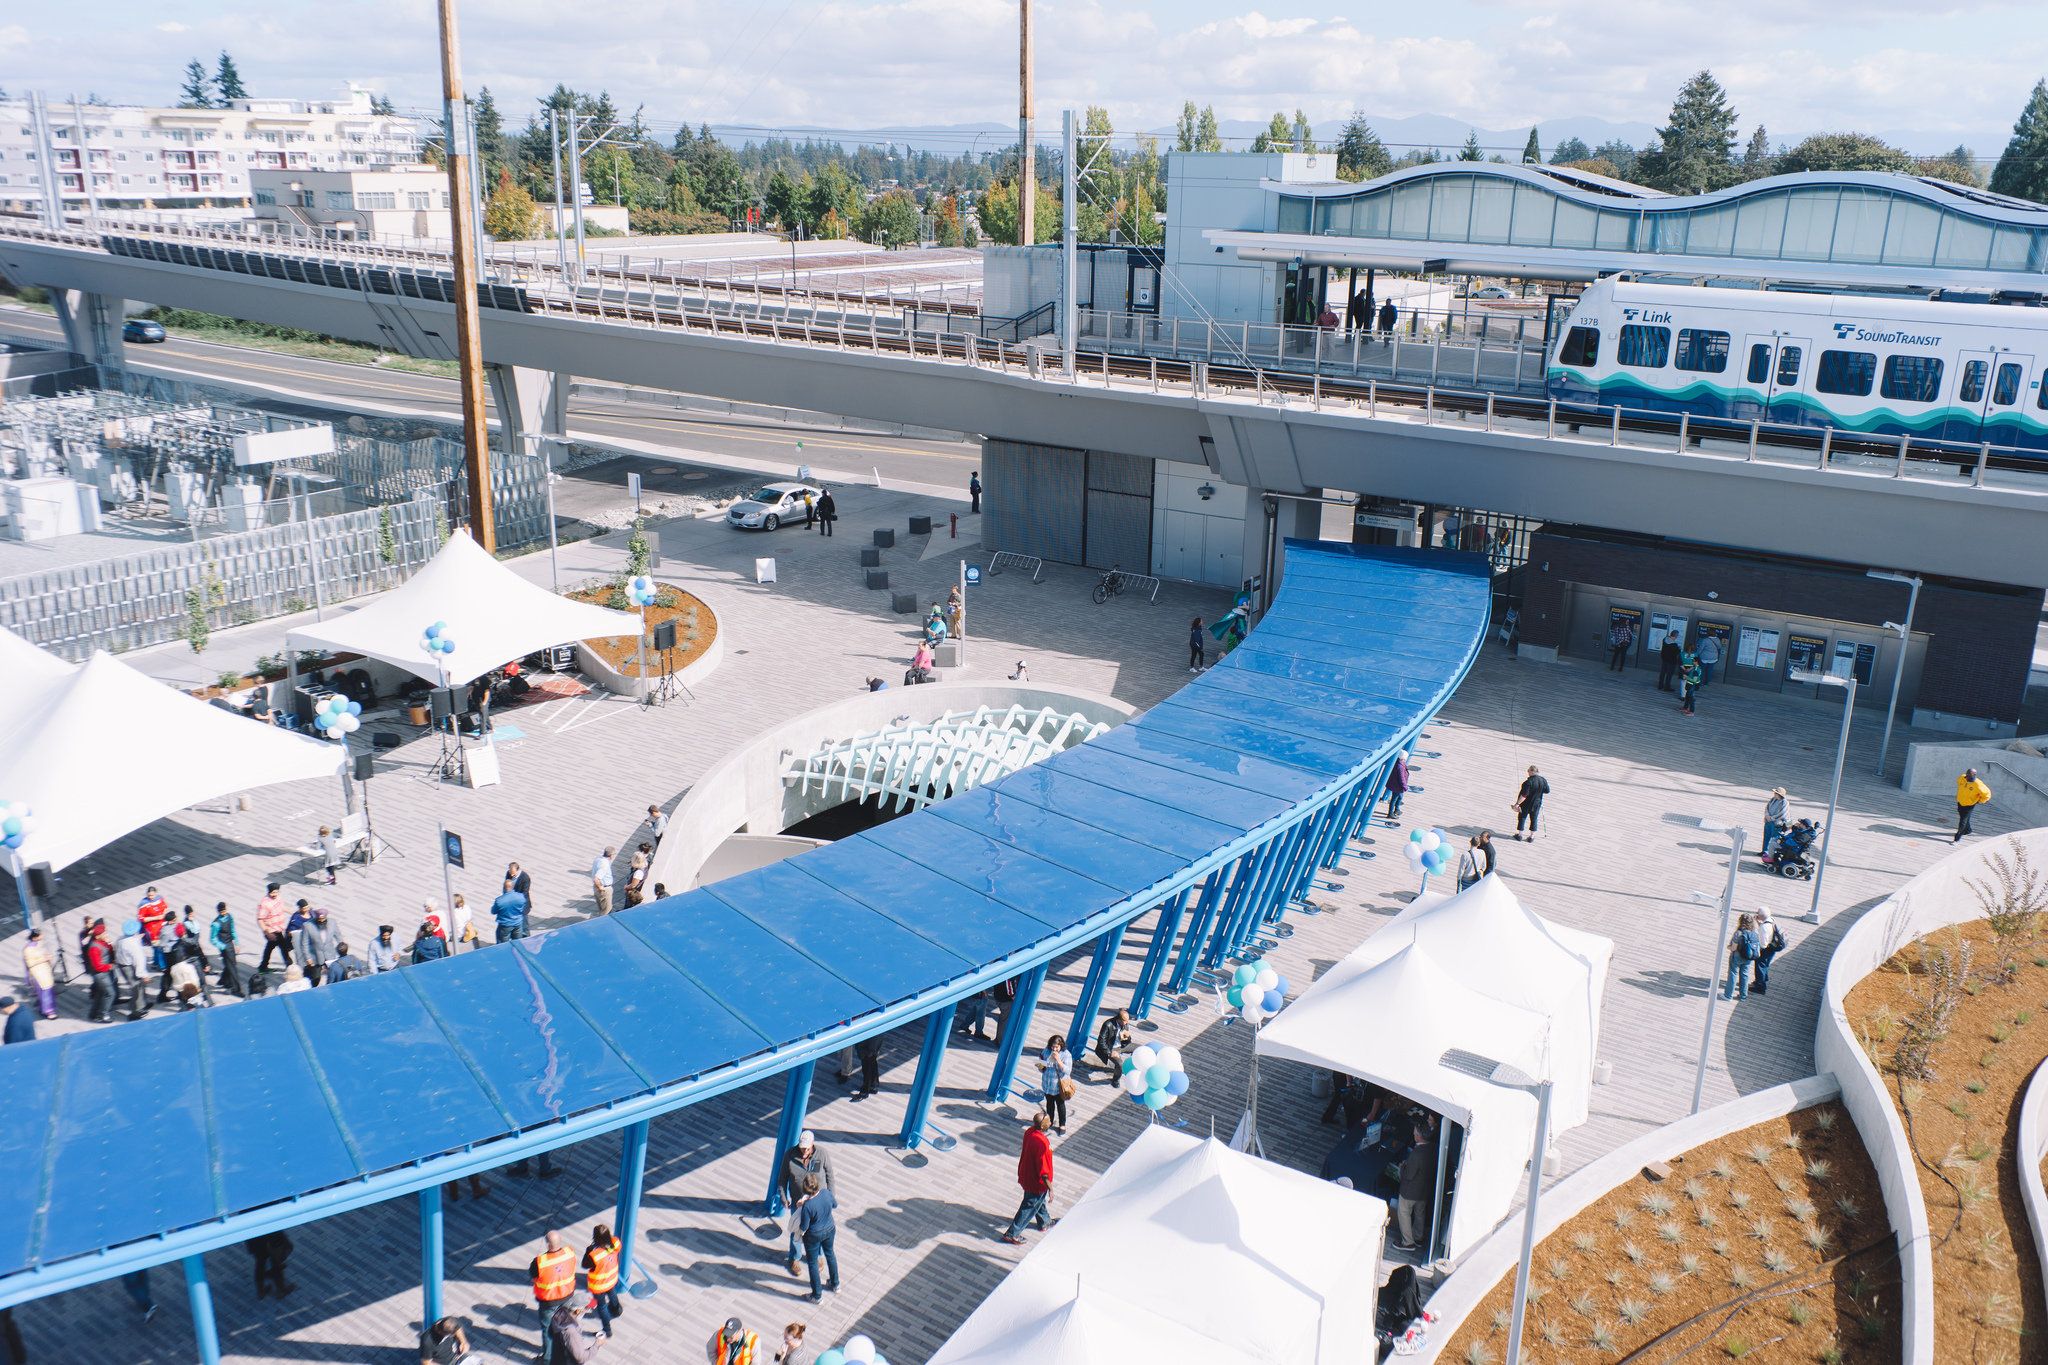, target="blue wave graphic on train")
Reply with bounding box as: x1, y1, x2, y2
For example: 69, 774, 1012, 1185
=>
1546, 279, 2048, 455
